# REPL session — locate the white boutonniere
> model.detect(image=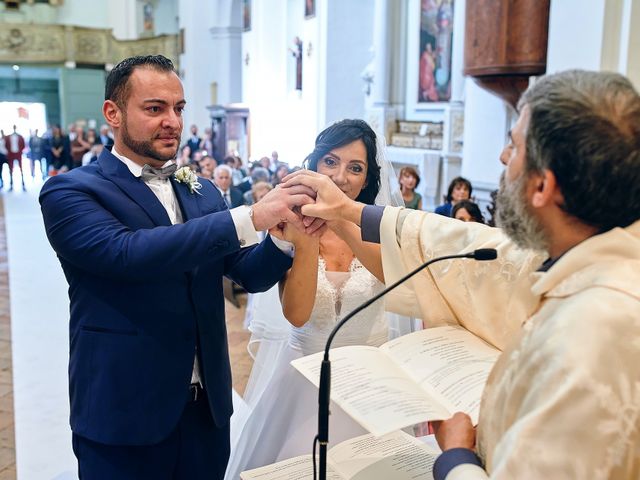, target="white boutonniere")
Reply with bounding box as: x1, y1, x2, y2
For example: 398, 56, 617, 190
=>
174, 166, 202, 195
